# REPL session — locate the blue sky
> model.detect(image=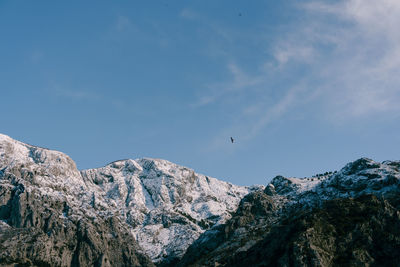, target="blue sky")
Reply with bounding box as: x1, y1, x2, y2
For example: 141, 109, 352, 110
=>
1, 0, 400, 186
